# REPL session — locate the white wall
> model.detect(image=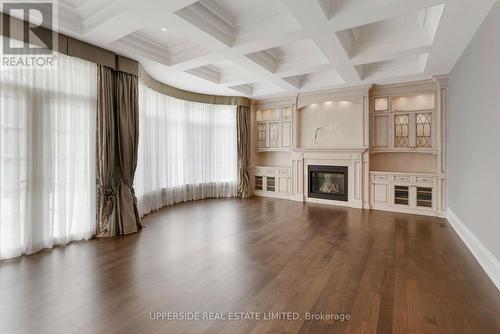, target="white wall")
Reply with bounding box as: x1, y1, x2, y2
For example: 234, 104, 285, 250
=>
448, 3, 500, 261
299, 100, 364, 148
